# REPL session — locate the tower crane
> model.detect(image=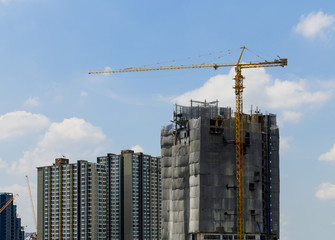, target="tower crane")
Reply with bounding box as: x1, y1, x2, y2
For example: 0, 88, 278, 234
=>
89, 46, 287, 240
0, 194, 18, 214
26, 175, 37, 239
